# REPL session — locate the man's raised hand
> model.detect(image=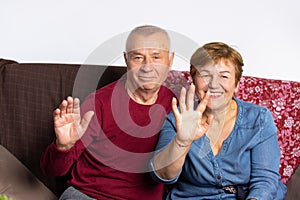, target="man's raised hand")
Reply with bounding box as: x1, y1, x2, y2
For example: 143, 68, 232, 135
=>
53, 96, 94, 150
